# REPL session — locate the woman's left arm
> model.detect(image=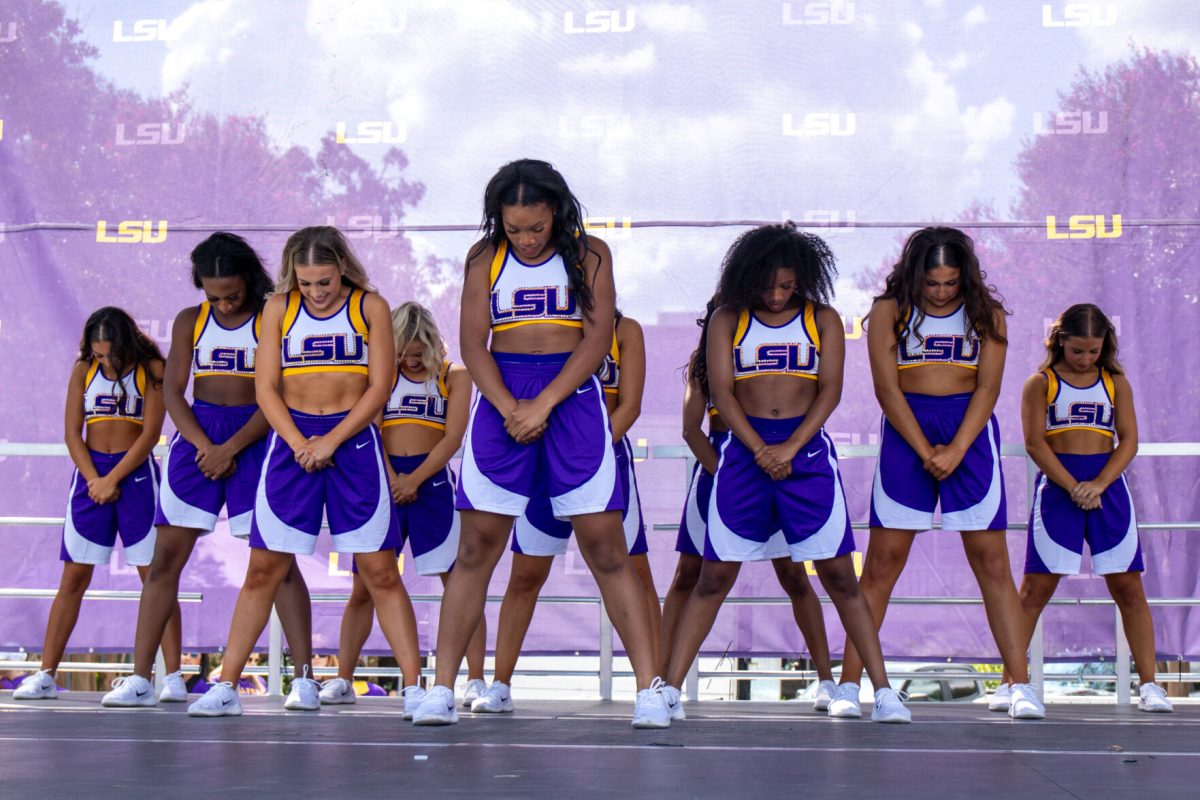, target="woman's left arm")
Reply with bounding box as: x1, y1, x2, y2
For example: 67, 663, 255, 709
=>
506, 238, 616, 441
779, 306, 845, 456
929, 309, 1006, 480
305, 293, 396, 464
106, 360, 167, 482
406, 365, 472, 485
1074, 374, 1138, 506
609, 317, 645, 443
